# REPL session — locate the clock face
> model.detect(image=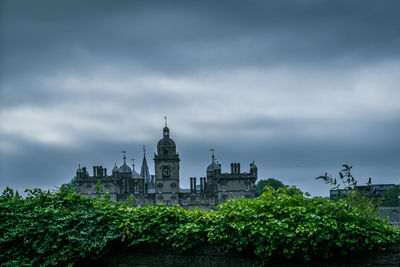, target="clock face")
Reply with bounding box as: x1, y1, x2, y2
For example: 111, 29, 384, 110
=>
162, 168, 170, 177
